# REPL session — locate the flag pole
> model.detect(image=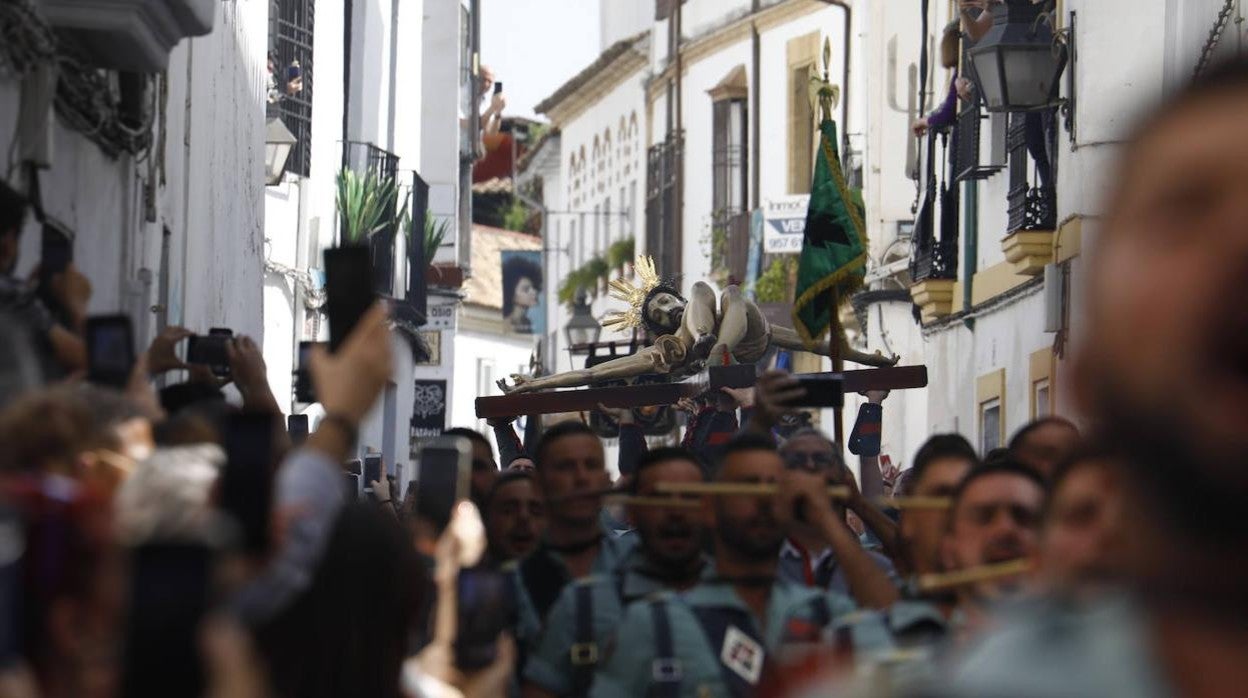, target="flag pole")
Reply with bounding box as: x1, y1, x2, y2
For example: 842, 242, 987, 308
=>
818, 38, 846, 454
